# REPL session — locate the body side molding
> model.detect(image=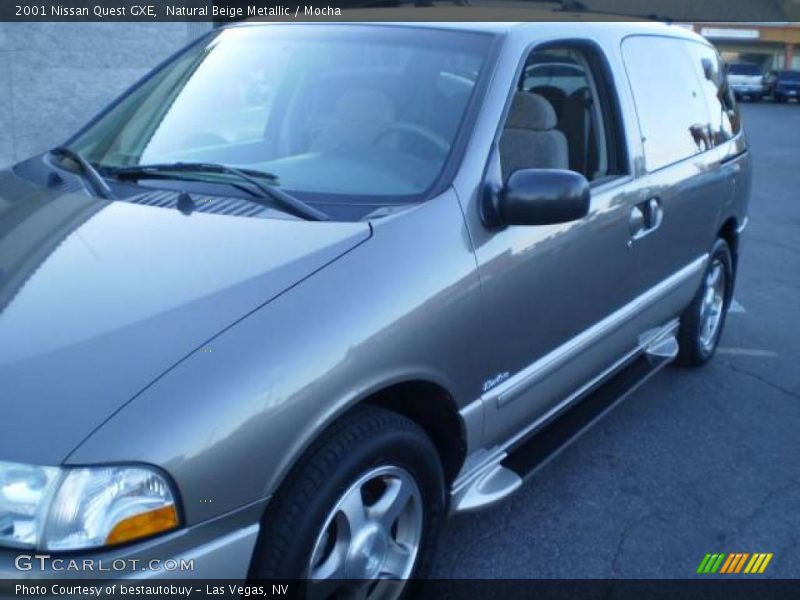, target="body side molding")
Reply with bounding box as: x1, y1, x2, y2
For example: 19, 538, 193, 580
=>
486, 254, 707, 409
